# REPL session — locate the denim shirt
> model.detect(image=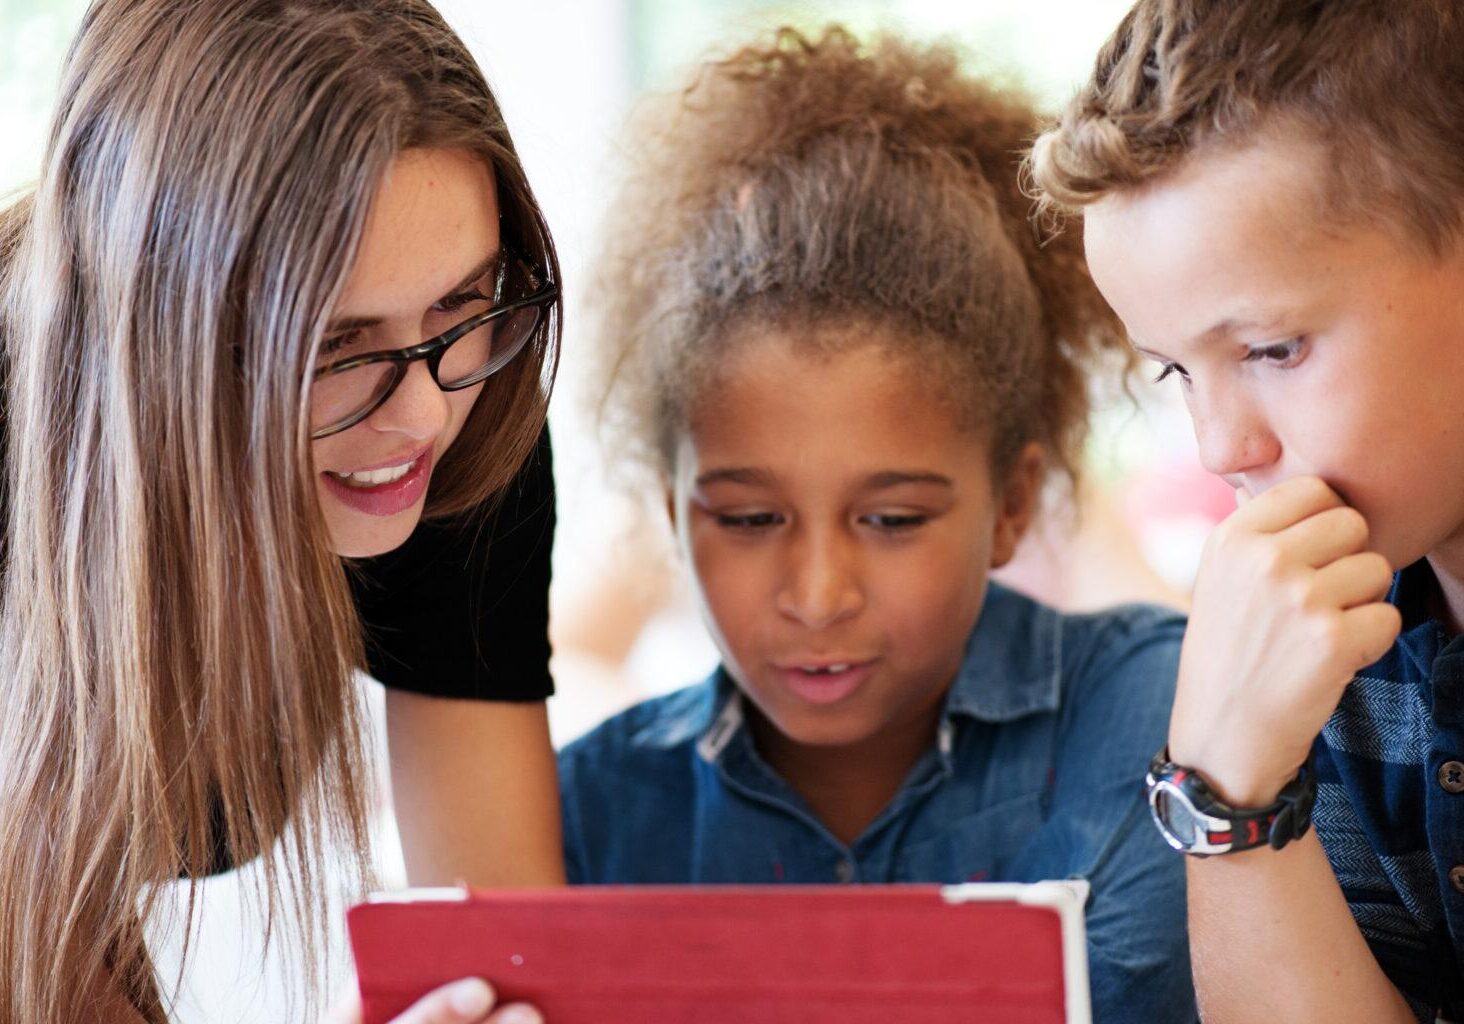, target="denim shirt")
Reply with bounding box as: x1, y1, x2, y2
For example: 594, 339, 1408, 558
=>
559, 583, 1196, 1024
